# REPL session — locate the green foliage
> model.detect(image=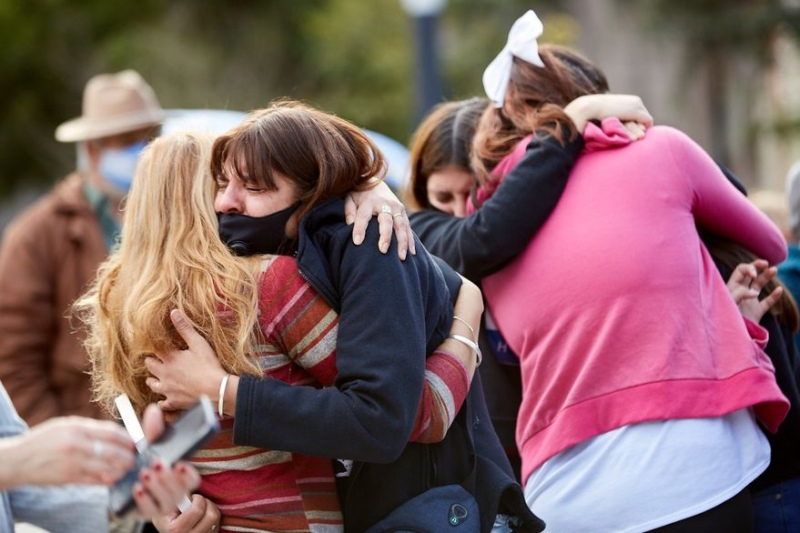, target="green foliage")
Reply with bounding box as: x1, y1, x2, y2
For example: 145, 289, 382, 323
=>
15, 0, 794, 197
1, 0, 551, 195
644, 0, 800, 58
0, 0, 164, 194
